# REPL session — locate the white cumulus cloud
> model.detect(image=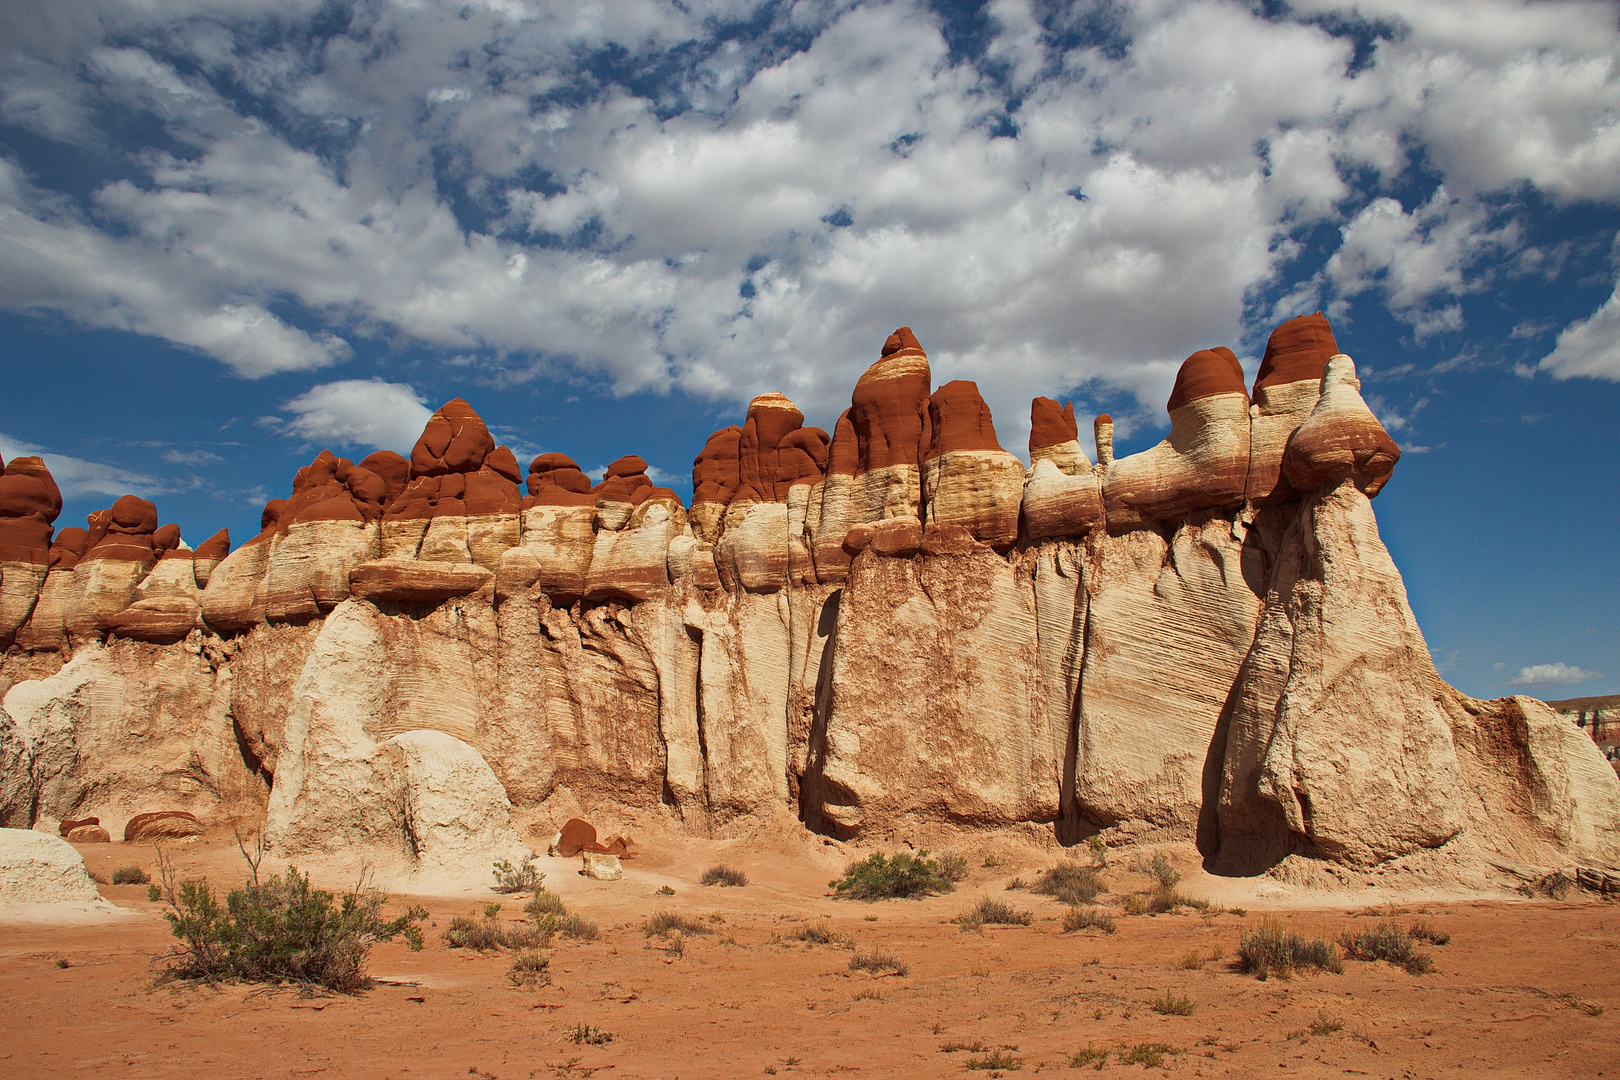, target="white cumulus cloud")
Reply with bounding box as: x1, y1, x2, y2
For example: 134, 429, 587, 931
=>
279, 380, 434, 454
1539, 276, 1620, 380
0, 432, 167, 500
1508, 662, 1605, 687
